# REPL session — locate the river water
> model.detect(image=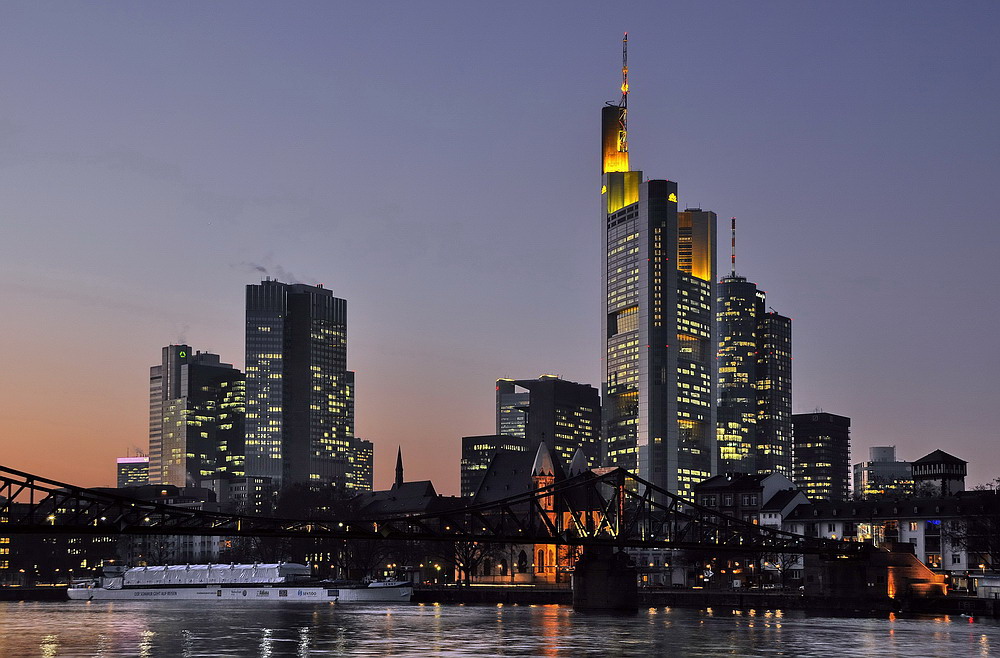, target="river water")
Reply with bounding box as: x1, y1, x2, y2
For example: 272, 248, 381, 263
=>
1, 601, 997, 657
